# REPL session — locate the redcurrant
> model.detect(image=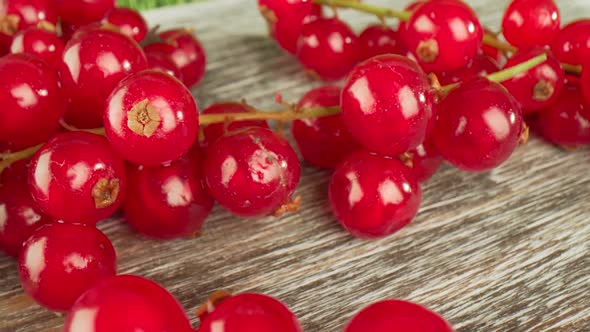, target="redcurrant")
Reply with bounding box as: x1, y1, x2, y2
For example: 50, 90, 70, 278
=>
296, 17, 359, 81
341, 54, 435, 156
358, 24, 402, 61
0, 0, 58, 31
433, 77, 523, 172
402, 137, 443, 183
502, 48, 564, 113
203, 127, 300, 217
60, 27, 147, 128
403, 0, 483, 73
201, 102, 269, 147
551, 19, 590, 66
145, 51, 183, 81
56, 0, 115, 26
582, 64, 590, 104
0, 53, 65, 149
18, 222, 116, 311
436, 54, 500, 86
0, 176, 51, 258
104, 70, 199, 166
10, 27, 64, 68
536, 83, 590, 147
292, 85, 360, 168
502, 0, 560, 48
198, 292, 302, 332
101, 7, 148, 43
64, 275, 194, 332
123, 148, 214, 239
329, 150, 422, 239
345, 299, 453, 332
28, 131, 126, 225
